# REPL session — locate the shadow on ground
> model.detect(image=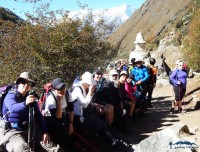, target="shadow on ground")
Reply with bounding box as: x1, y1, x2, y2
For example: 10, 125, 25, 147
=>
70, 78, 200, 151
72, 95, 181, 152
